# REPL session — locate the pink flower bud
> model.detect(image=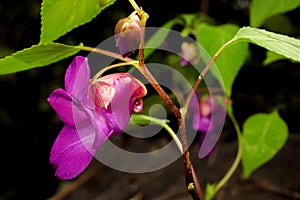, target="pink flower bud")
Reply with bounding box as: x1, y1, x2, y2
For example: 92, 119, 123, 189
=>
181, 42, 200, 66
114, 12, 143, 57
